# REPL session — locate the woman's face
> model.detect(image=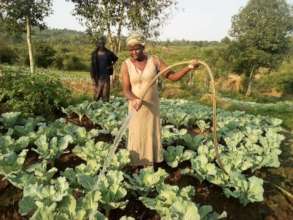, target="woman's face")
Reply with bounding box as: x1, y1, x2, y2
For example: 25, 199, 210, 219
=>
128, 44, 145, 61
